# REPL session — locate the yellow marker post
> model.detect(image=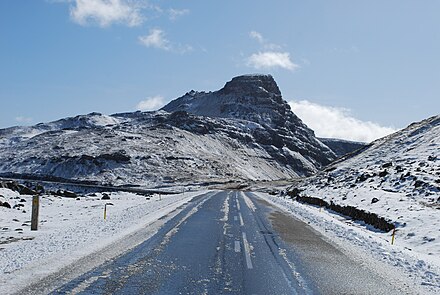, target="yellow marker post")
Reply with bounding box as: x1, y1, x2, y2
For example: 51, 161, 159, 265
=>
391, 228, 396, 245
104, 203, 113, 220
